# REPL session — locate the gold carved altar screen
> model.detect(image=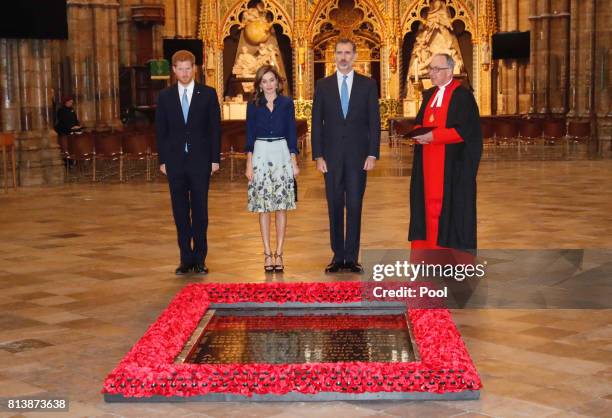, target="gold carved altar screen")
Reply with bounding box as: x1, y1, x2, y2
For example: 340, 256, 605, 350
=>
198, 0, 497, 119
